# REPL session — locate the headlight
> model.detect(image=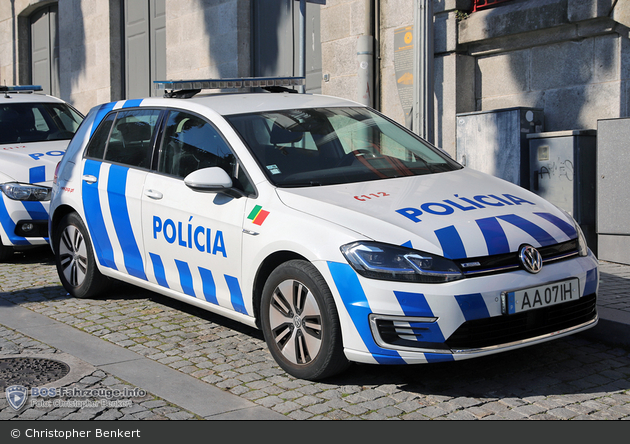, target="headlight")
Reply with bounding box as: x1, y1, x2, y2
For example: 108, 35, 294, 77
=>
340, 241, 463, 283
557, 207, 589, 257
575, 221, 588, 257
0, 182, 52, 201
